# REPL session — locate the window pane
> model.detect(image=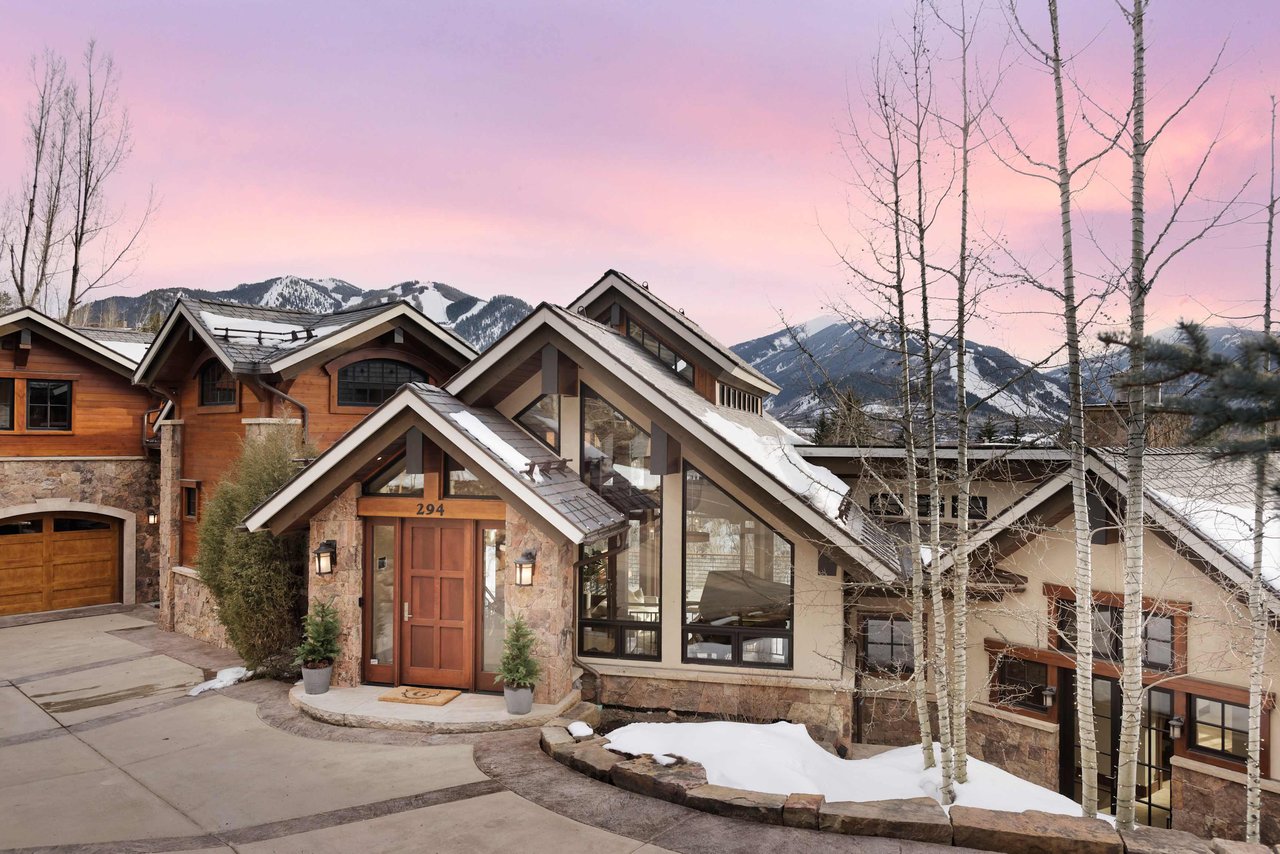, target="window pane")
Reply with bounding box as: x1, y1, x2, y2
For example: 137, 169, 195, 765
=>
480, 527, 506, 673
1196, 698, 1222, 726
369, 525, 395, 666
742, 635, 790, 665
52, 518, 111, 532
623, 628, 659, 658
685, 631, 734, 661
365, 456, 424, 495
516, 395, 560, 452
0, 378, 12, 430
199, 362, 236, 406
27, 380, 71, 430
684, 466, 792, 631
337, 359, 426, 406
0, 518, 42, 535
444, 457, 496, 498
581, 387, 661, 501
581, 625, 616, 655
